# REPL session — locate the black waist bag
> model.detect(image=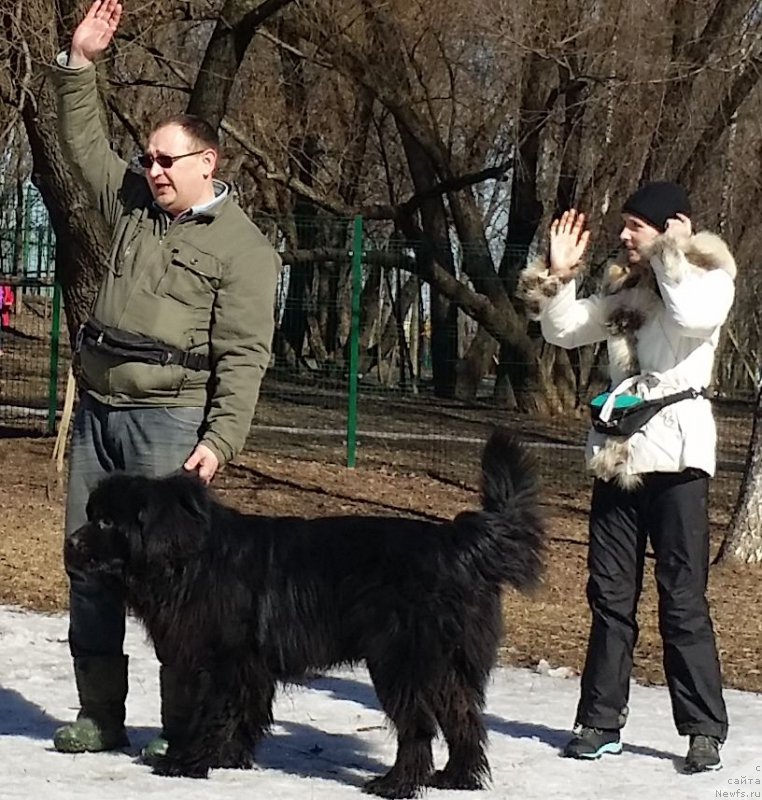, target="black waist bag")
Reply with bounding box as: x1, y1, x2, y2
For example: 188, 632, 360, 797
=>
590, 387, 706, 437
77, 318, 210, 371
